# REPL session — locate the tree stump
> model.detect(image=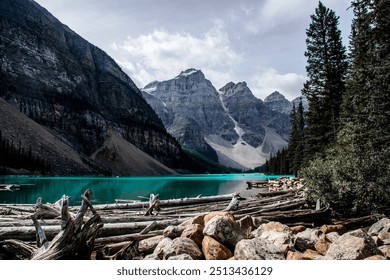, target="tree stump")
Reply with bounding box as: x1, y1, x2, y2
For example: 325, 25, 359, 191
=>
31, 189, 103, 260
